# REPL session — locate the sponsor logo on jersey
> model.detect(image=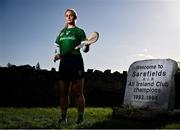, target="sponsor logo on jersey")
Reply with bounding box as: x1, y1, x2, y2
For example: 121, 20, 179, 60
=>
59, 36, 76, 41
